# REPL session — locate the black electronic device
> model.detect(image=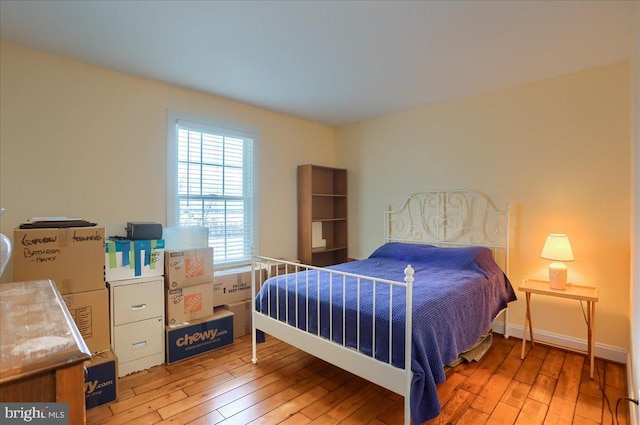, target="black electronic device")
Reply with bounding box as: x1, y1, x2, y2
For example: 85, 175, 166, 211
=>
126, 222, 163, 240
